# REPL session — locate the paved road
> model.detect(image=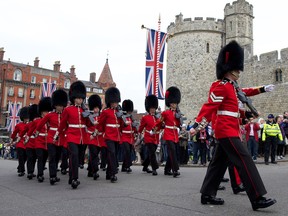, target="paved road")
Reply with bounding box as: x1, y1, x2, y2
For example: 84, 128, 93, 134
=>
0, 159, 287, 216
